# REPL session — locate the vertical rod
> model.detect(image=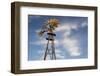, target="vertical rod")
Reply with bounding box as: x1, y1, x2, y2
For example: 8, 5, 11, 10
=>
44, 39, 49, 60
51, 41, 54, 60
52, 40, 56, 59
53, 40, 56, 59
